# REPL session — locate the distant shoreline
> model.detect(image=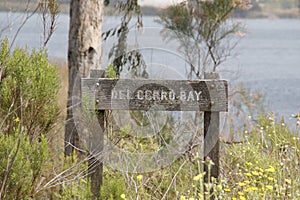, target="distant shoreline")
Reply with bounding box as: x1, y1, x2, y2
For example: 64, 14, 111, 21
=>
0, 2, 299, 19
0, 2, 70, 13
